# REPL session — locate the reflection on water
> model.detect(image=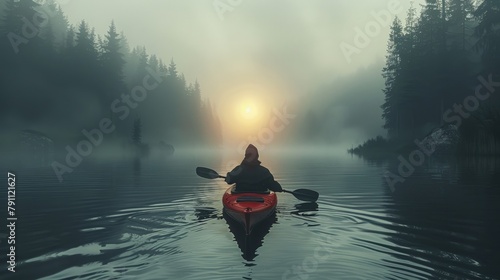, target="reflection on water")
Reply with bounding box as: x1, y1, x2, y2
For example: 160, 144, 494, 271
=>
223, 212, 276, 263
133, 157, 141, 177
194, 207, 219, 221
380, 155, 500, 280
0, 152, 499, 280
133, 157, 142, 188
291, 202, 319, 216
